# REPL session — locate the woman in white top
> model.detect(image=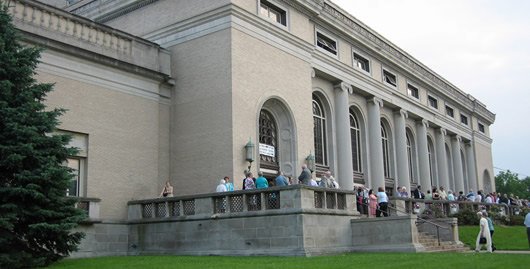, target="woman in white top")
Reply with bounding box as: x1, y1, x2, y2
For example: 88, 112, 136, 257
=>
216, 179, 227, 192
159, 181, 173, 198
475, 211, 492, 253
